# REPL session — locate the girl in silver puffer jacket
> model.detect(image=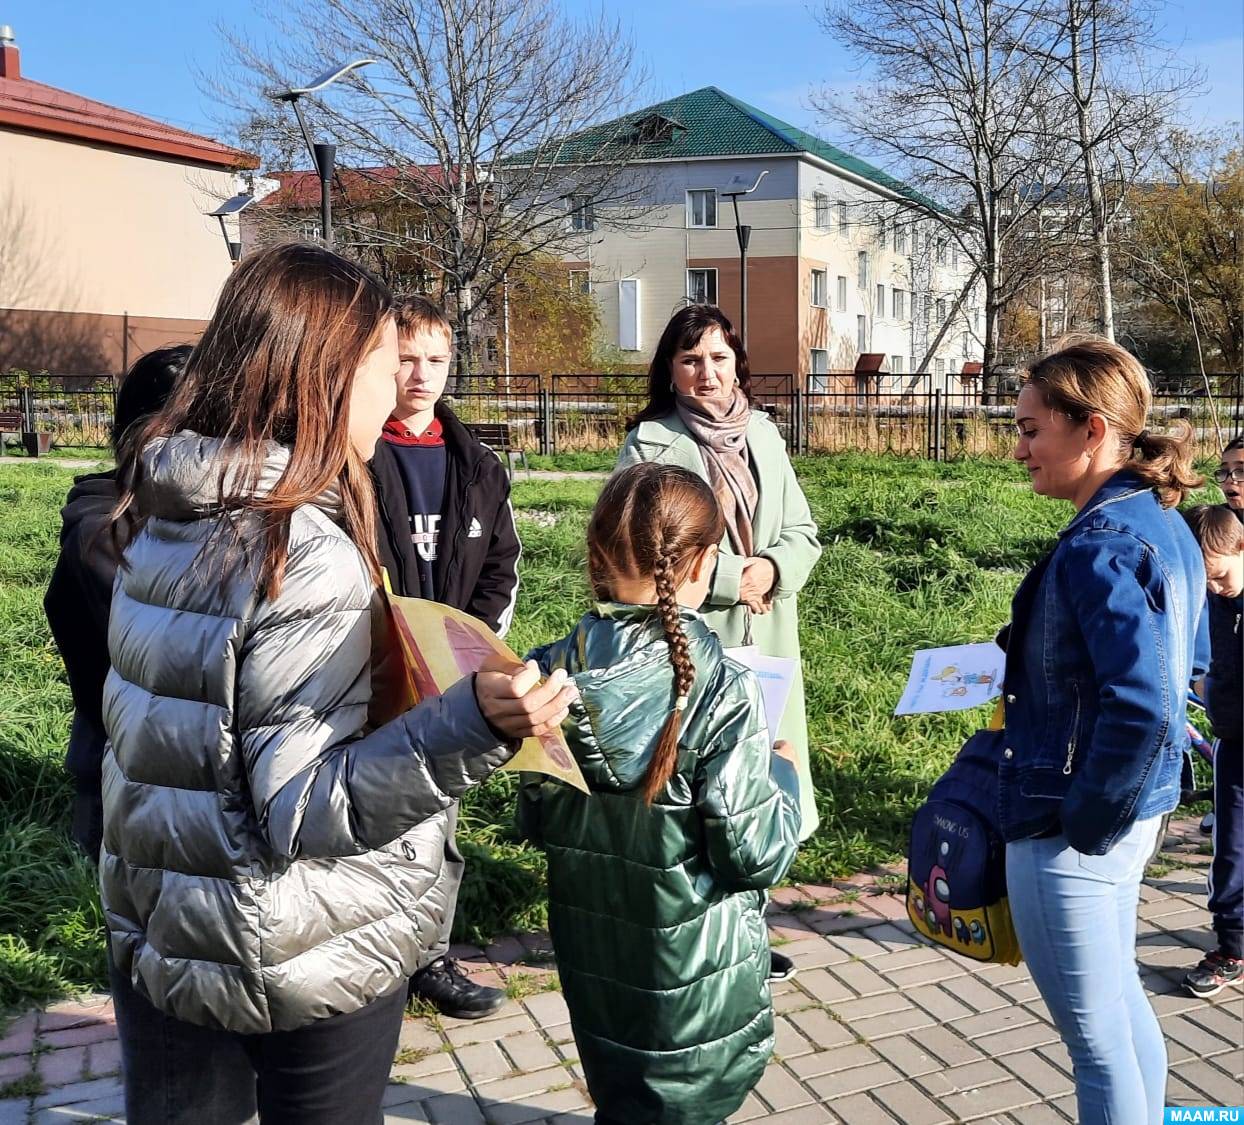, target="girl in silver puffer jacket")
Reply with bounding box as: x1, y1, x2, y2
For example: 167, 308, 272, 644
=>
102, 243, 573, 1124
